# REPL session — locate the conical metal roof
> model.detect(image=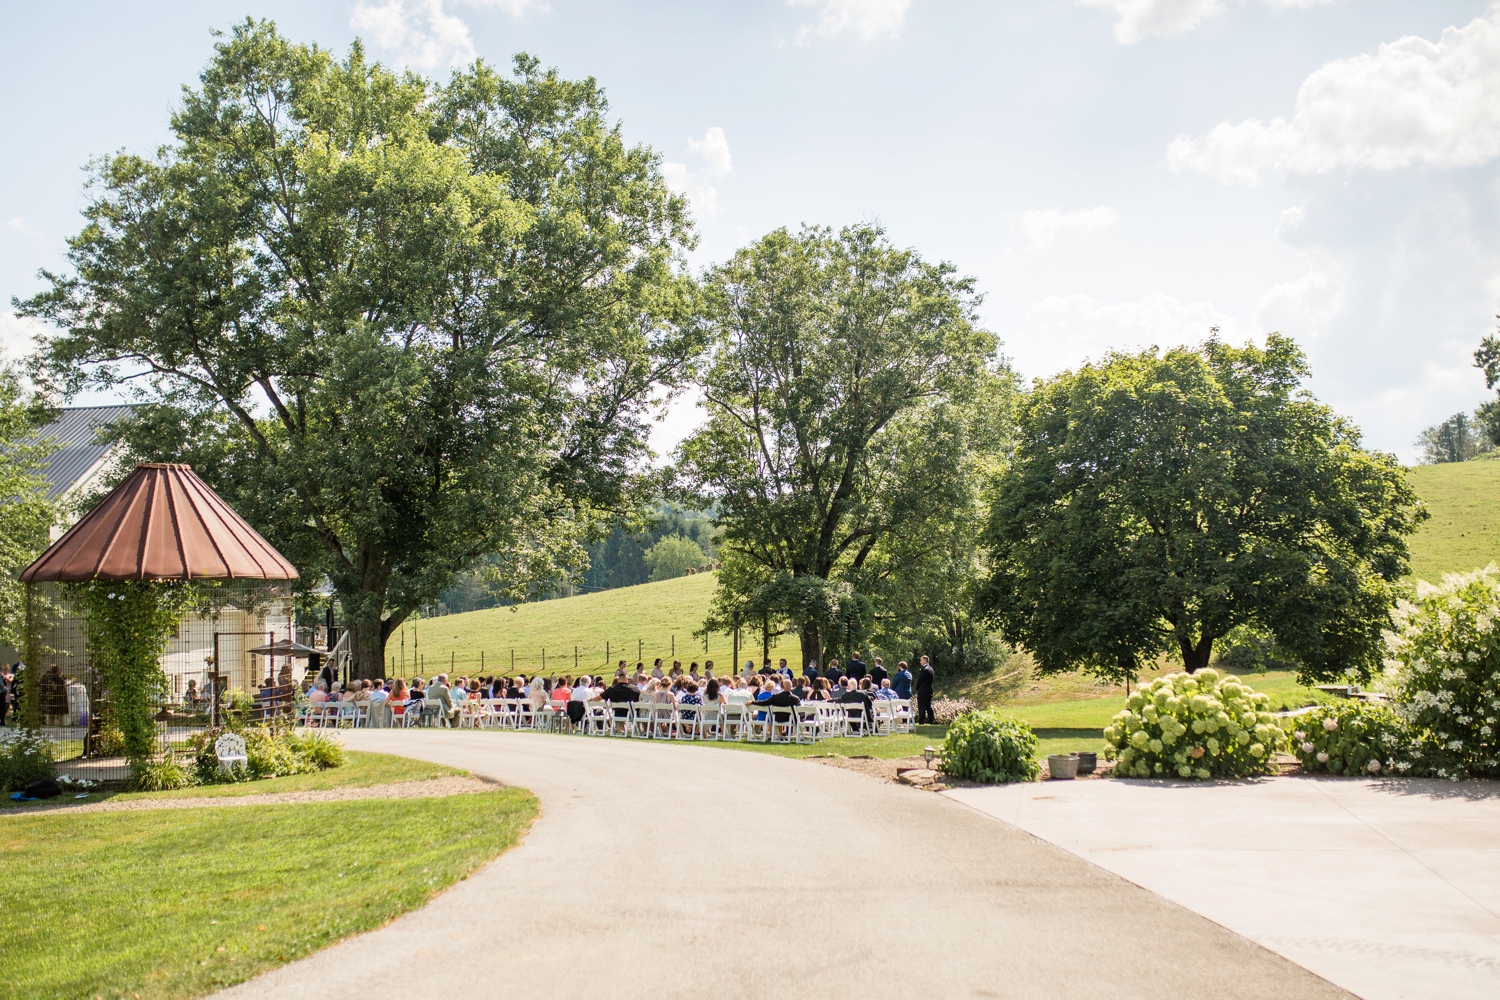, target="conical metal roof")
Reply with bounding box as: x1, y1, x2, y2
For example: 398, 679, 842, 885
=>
20, 463, 298, 582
